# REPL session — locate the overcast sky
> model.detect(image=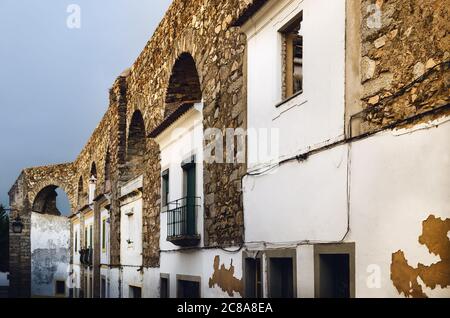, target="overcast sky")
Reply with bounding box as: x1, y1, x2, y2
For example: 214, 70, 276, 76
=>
0, 0, 172, 208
